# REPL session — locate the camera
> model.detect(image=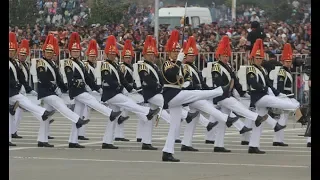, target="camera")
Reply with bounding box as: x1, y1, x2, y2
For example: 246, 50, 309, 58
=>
292, 56, 311, 76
